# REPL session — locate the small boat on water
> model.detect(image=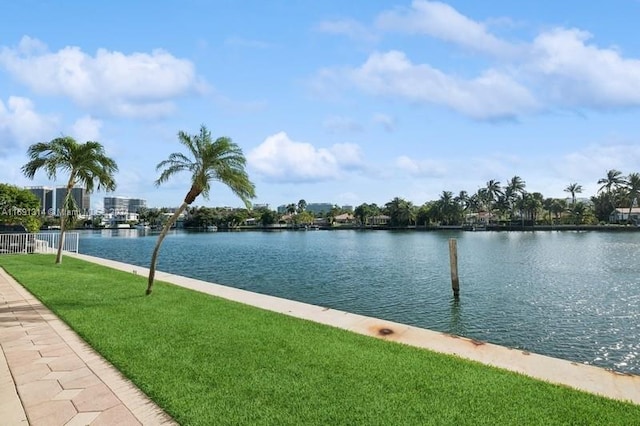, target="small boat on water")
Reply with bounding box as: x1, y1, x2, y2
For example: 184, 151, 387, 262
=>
206, 225, 218, 232
111, 223, 131, 229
